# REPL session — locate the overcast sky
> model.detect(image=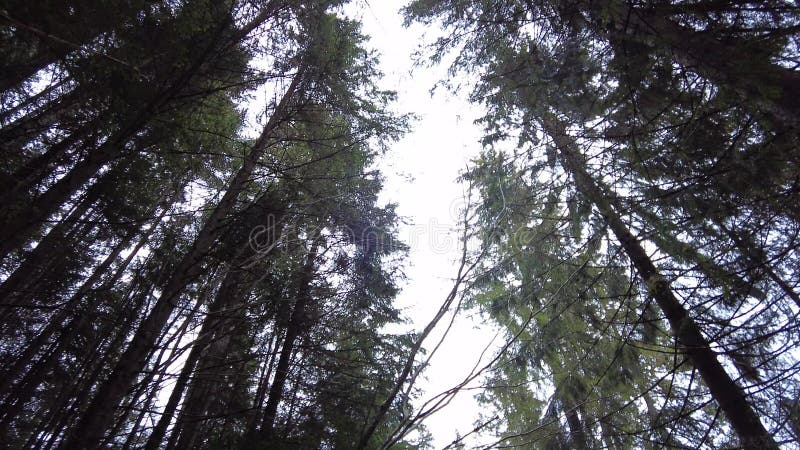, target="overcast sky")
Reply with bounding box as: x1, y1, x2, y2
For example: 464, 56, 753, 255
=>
346, 2, 500, 447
